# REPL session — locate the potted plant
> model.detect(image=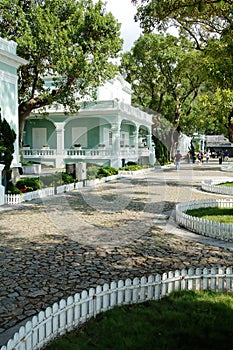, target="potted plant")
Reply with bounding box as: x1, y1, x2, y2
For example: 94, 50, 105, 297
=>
74, 143, 82, 149
22, 144, 30, 150
42, 144, 50, 149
